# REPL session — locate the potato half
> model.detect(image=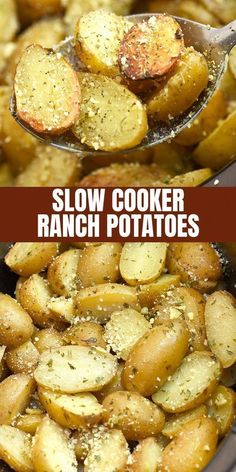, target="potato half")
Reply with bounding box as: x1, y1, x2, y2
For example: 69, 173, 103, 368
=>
120, 243, 168, 286
14, 45, 81, 135
47, 249, 81, 296
128, 437, 162, 472
34, 345, 117, 393
152, 351, 222, 413
72, 73, 148, 151
0, 293, 33, 348
0, 425, 33, 472
32, 417, 78, 472
38, 387, 103, 429
84, 428, 129, 472
75, 10, 132, 76
119, 15, 184, 80
5, 242, 58, 277
207, 385, 236, 436
0, 373, 35, 426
